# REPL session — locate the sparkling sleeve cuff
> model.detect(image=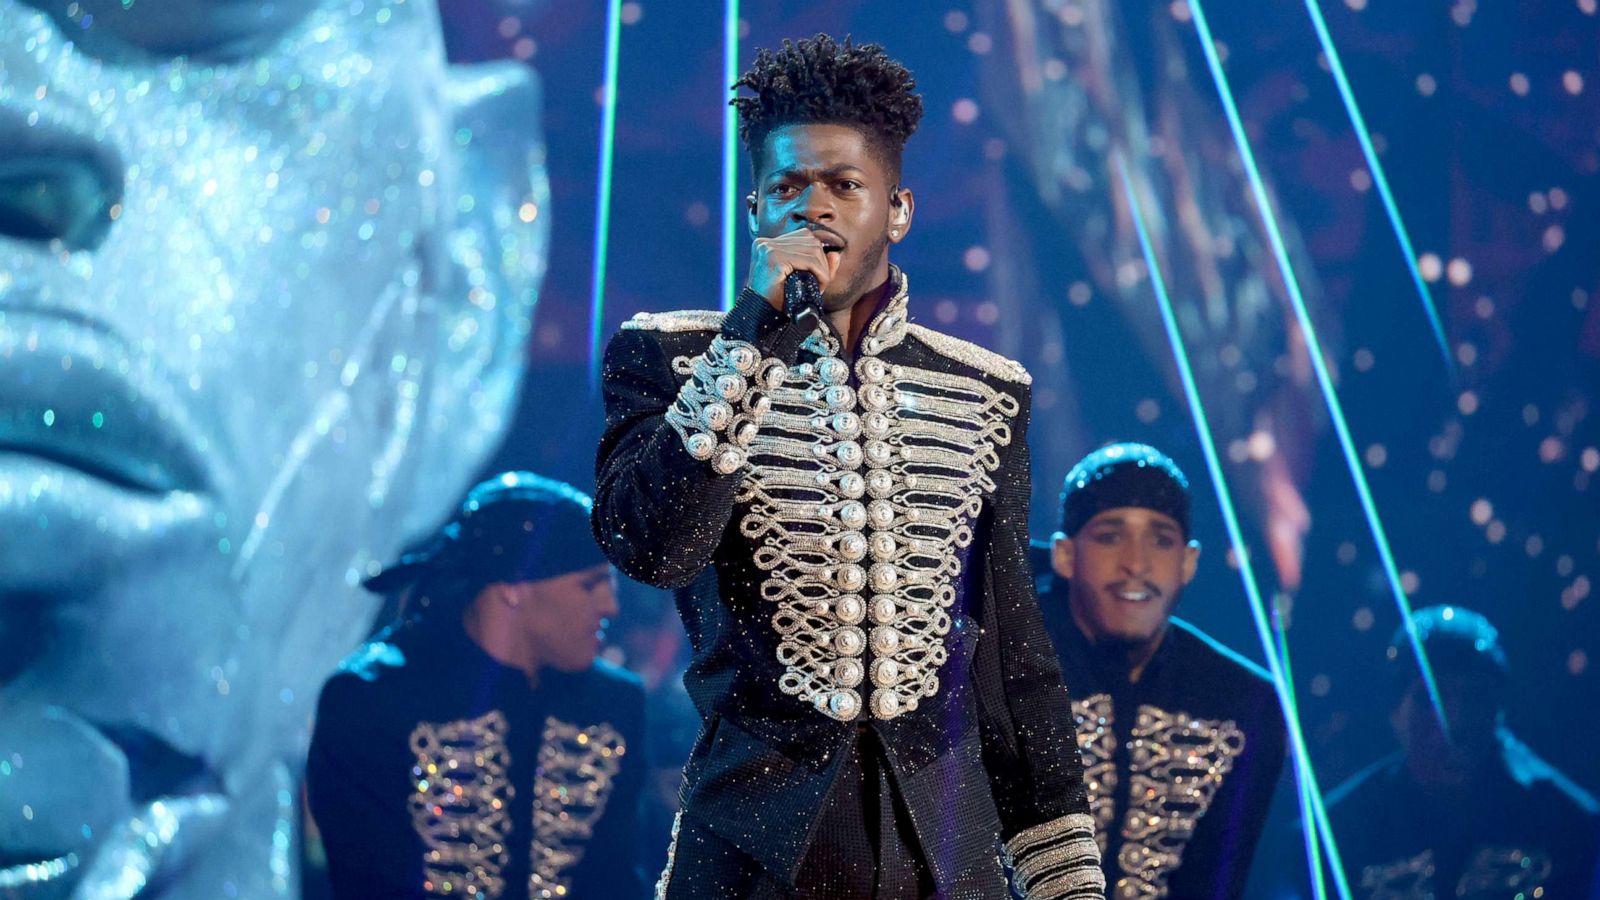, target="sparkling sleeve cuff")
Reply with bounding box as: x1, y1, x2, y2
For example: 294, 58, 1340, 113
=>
1002, 813, 1106, 899
720, 286, 789, 346
663, 335, 785, 475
